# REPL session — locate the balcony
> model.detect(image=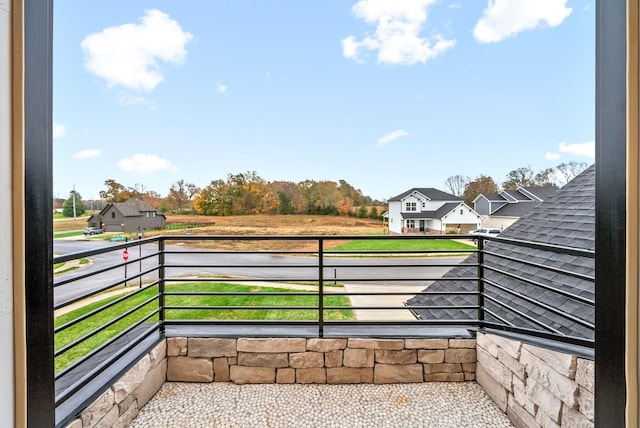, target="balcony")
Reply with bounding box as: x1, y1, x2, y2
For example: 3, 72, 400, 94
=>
53, 235, 594, 427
